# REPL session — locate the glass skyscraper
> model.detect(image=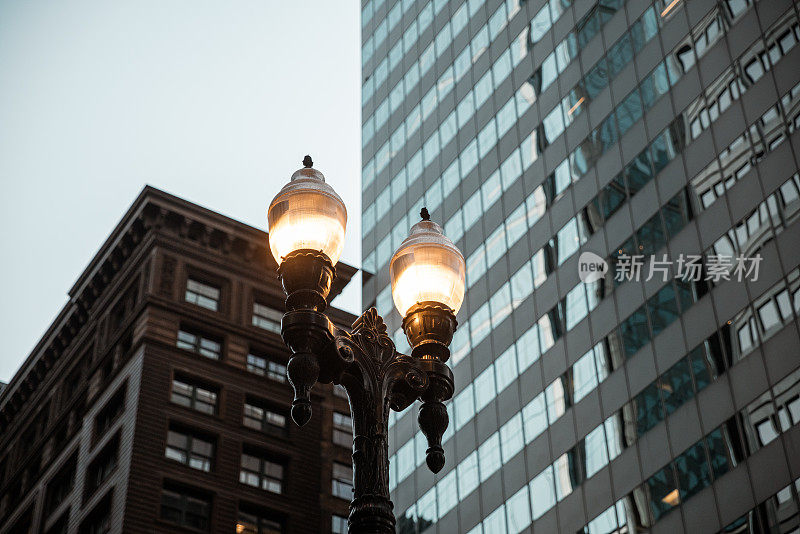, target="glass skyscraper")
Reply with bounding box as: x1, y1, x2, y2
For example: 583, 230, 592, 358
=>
360, 0, 800, 532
